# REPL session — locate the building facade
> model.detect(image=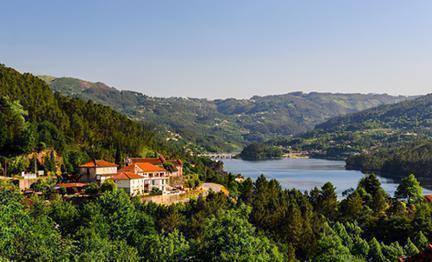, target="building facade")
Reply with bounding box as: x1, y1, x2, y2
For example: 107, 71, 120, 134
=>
118, 162, 169, 193
110, 172, 146, 196
79, 160, 118, 184
77, 159, 170, 196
